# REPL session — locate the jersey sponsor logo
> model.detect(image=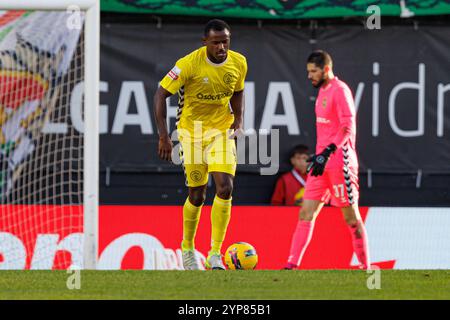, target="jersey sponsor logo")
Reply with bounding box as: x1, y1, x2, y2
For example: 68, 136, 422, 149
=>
167, 66, 181, 80
196, 91, 233, 100
317, 117, 330, 124
223, 72, 235, 84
